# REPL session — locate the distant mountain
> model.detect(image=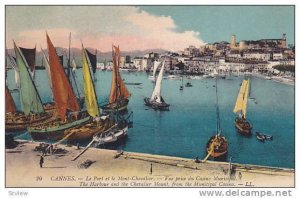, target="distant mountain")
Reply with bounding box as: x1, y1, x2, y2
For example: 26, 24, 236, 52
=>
6, 47, 166, 67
